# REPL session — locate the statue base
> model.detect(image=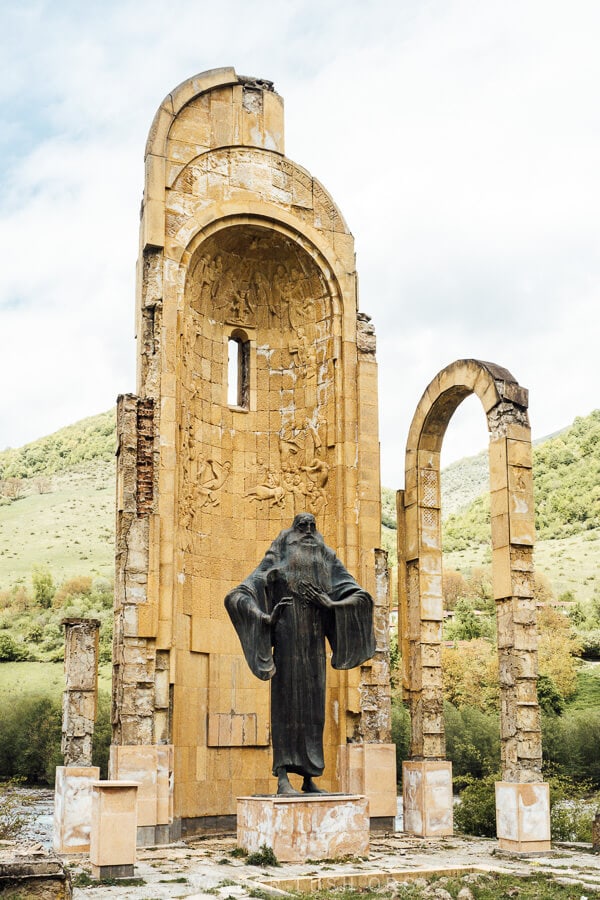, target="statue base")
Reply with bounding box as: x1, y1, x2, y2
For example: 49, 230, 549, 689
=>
402, 761, 453, 836
495, 782, 551, 853
237, 794, 369, 862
